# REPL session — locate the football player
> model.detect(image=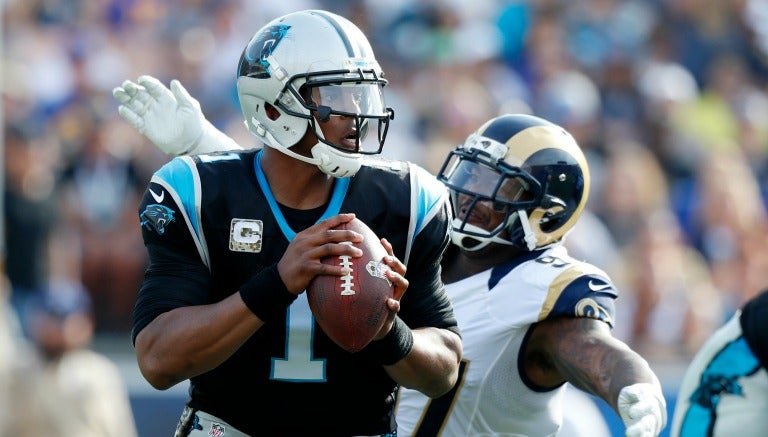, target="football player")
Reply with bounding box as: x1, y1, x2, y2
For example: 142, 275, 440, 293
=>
116, 10, 461, 436
115, 50, 665, 437
396, 114, 667, 437
670, 289, 768, 437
